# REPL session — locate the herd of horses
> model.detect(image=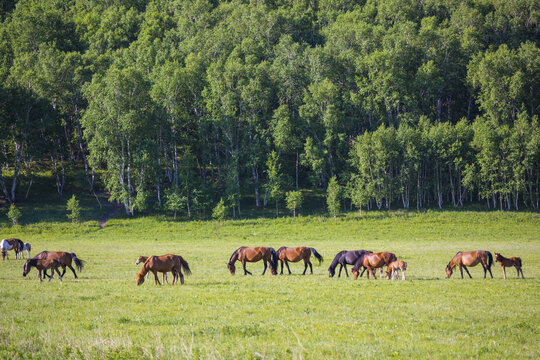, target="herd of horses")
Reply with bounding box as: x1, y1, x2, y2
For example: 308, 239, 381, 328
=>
2, 238, 525, 284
